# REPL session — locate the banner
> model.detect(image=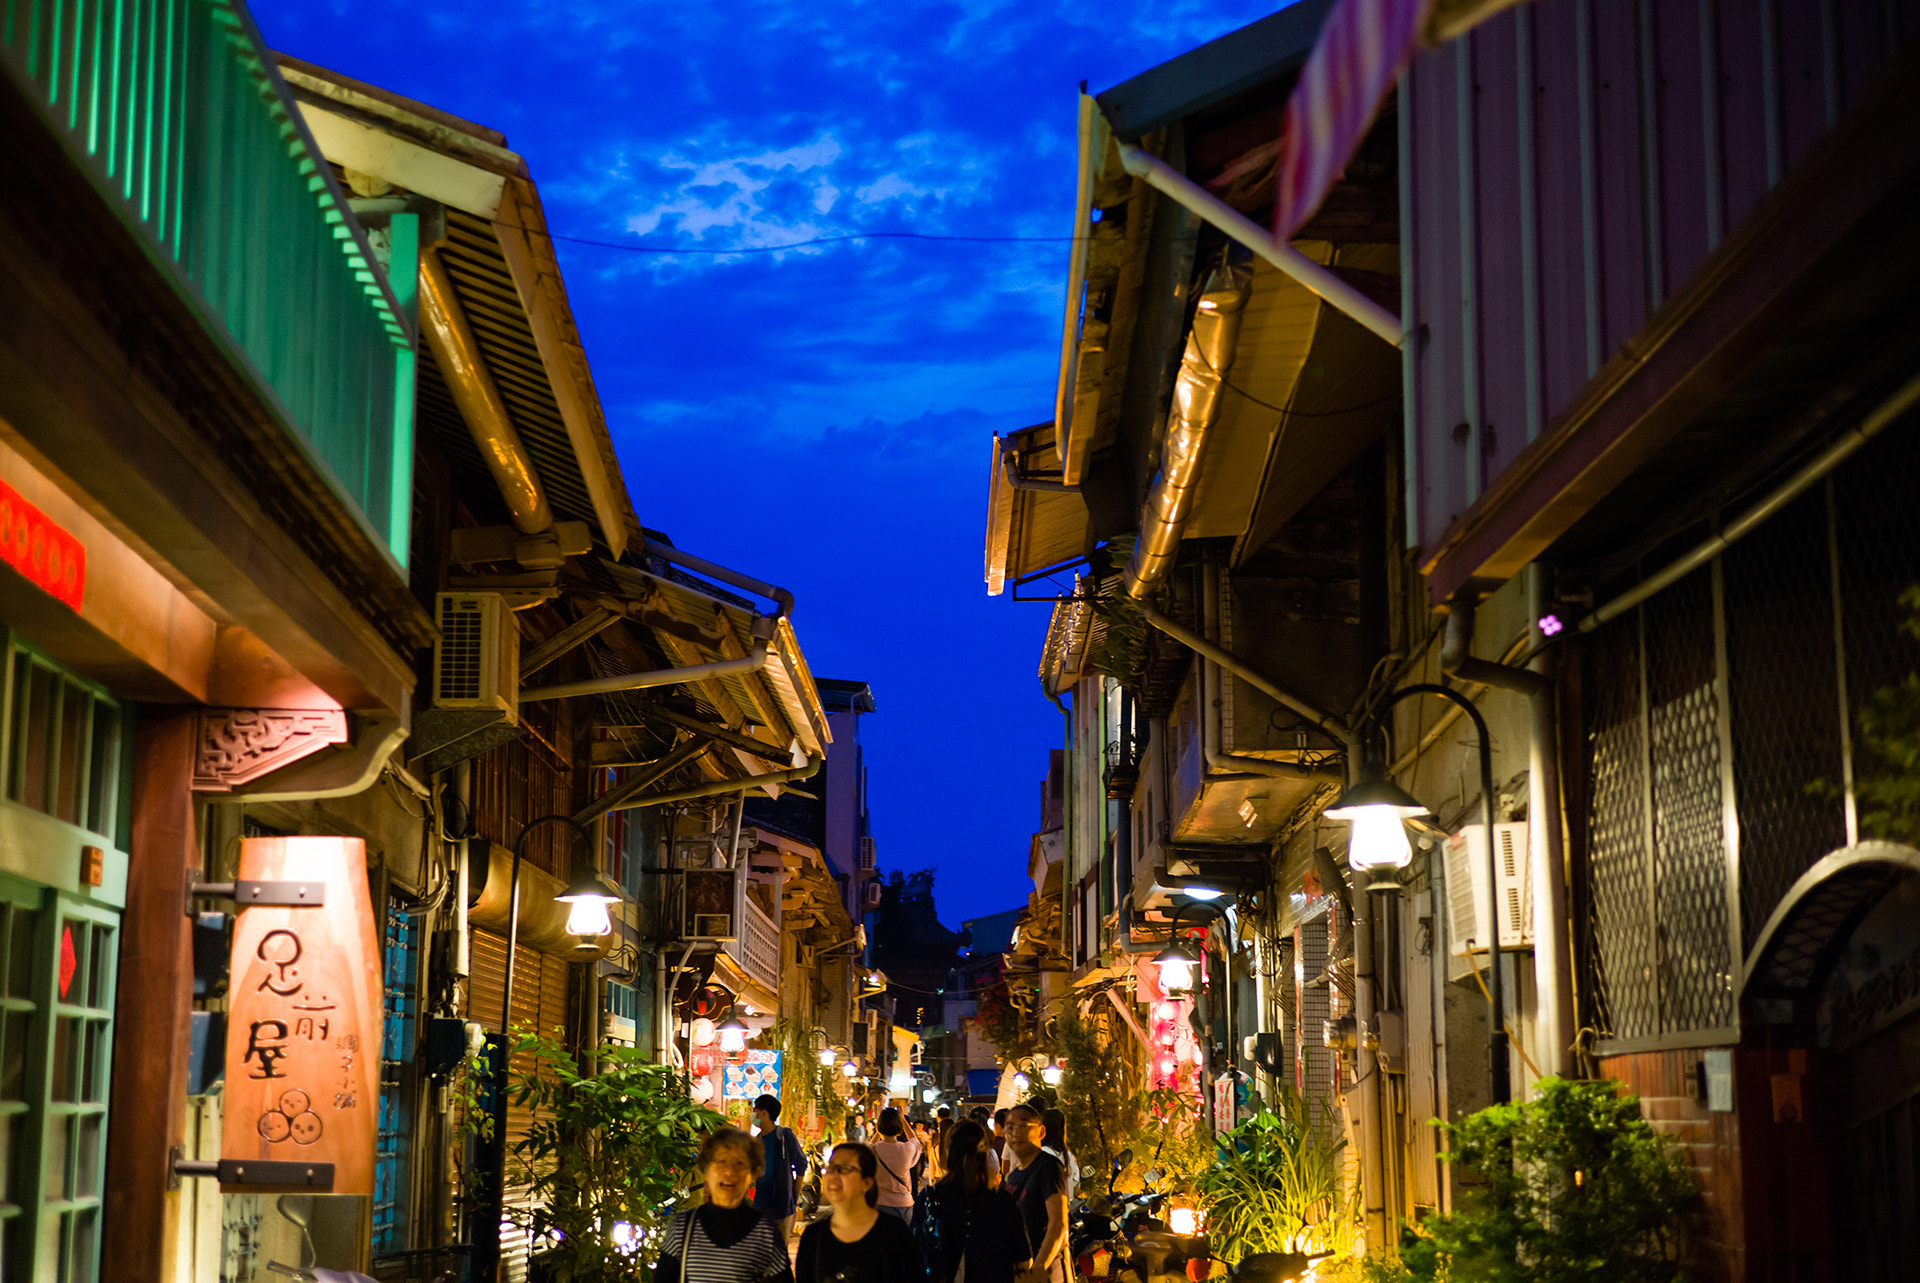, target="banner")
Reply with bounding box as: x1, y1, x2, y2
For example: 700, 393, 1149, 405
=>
222, 836, 382, 1193
723, 1049, 783, 1101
